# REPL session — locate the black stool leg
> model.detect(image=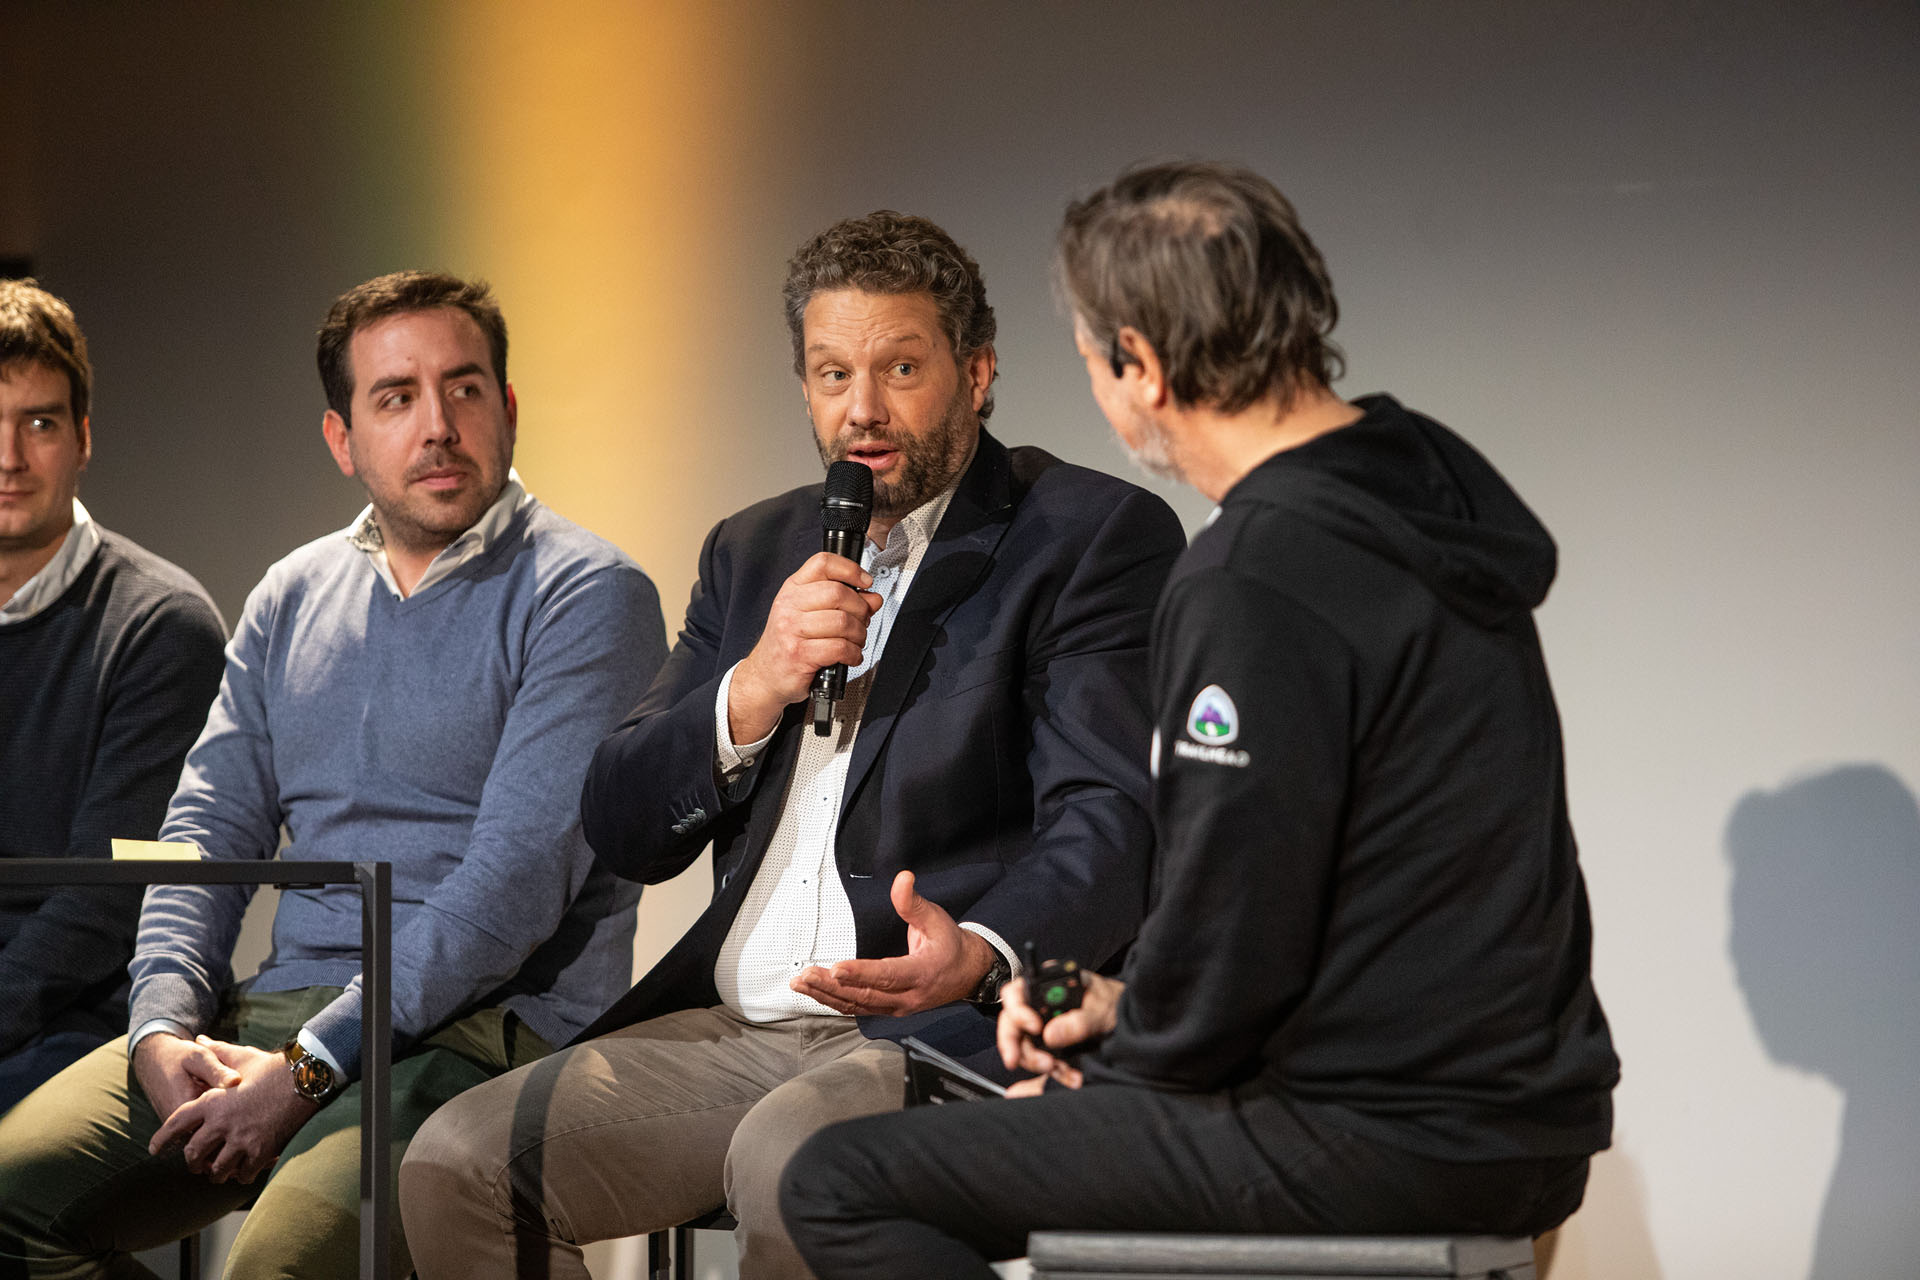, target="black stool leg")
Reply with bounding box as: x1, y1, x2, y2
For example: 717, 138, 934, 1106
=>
178, 1232, 202, 1280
